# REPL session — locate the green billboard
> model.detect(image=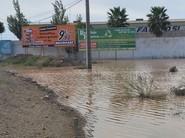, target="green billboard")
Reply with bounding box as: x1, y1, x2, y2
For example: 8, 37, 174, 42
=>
78, 27, 136, 49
